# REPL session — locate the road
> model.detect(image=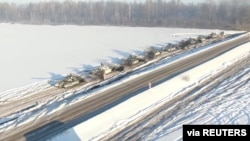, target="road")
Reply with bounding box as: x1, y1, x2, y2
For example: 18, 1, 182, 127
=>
100, 54, 250, 141
1, 33, 249, 141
